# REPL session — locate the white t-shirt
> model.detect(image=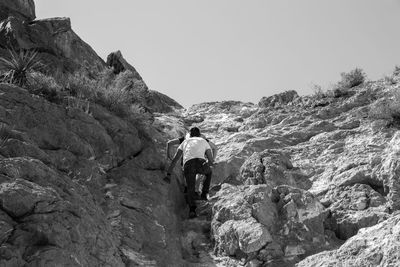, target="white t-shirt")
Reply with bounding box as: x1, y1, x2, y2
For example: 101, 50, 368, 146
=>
178, 137, 211, 165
